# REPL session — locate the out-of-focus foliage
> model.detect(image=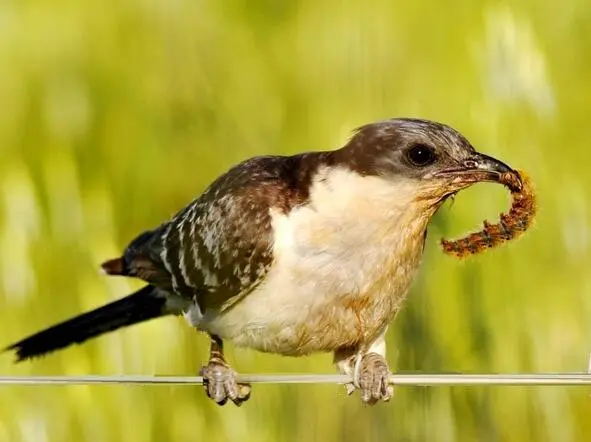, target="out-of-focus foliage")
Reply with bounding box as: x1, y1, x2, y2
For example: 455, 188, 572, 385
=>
0, 1, 590, 441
